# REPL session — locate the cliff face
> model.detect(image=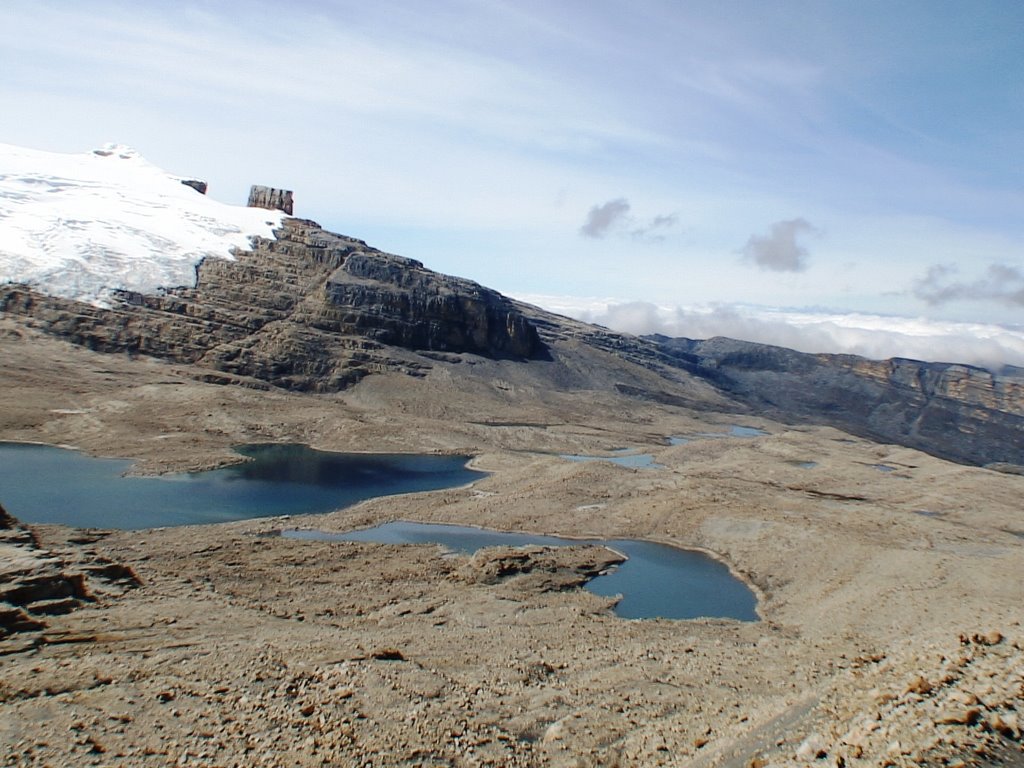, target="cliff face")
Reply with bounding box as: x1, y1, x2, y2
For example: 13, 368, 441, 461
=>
0, 217, 545, 391
650, 335, 1024, 468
